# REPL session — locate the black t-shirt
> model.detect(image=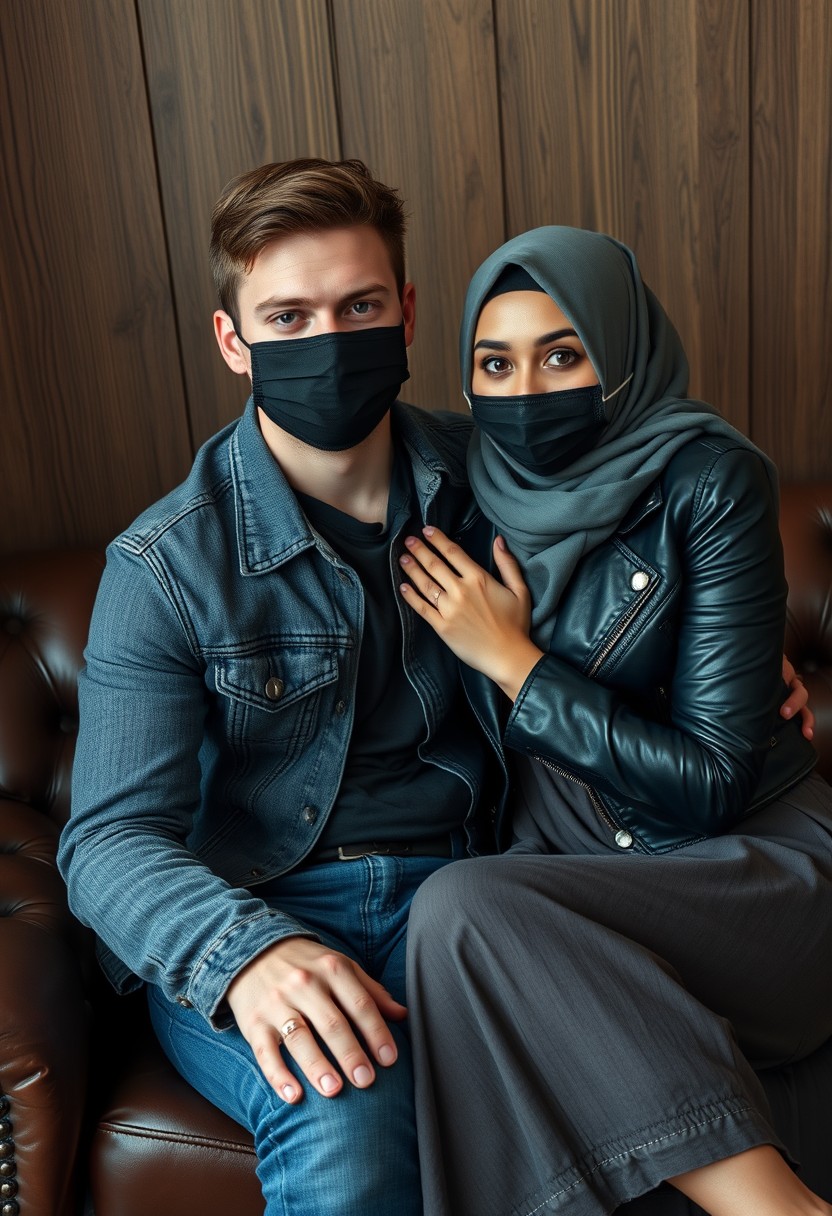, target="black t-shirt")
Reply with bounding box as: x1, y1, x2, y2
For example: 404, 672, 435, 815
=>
296, 452, 470, 846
